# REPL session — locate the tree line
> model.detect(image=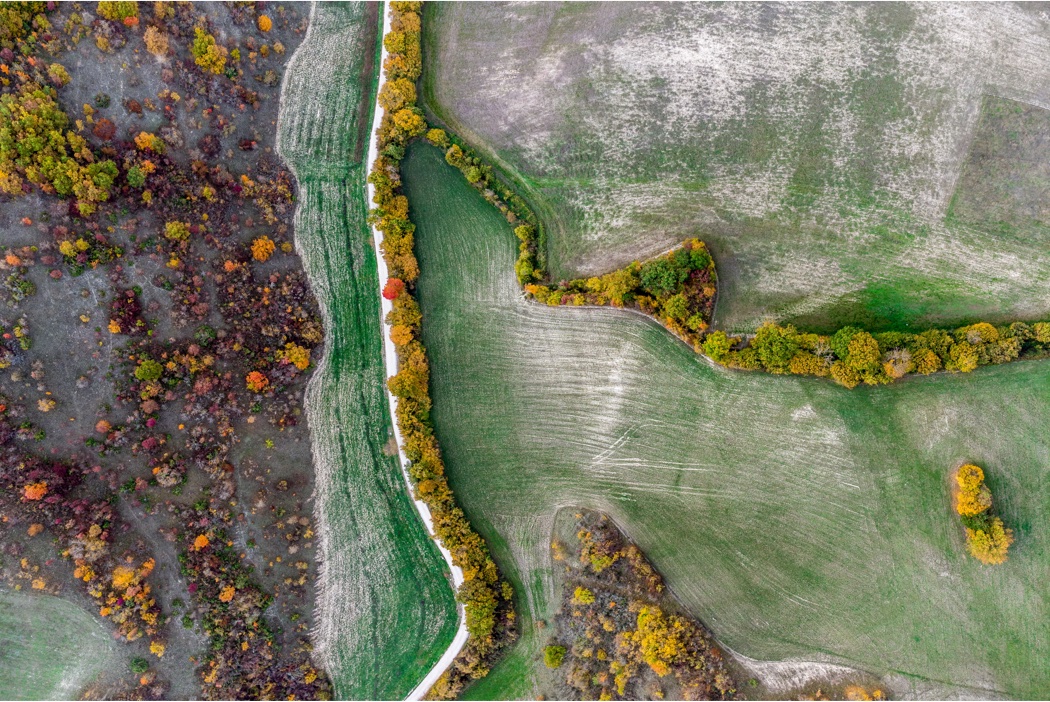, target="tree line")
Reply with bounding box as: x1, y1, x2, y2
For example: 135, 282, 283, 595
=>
368, 3, 517, 698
